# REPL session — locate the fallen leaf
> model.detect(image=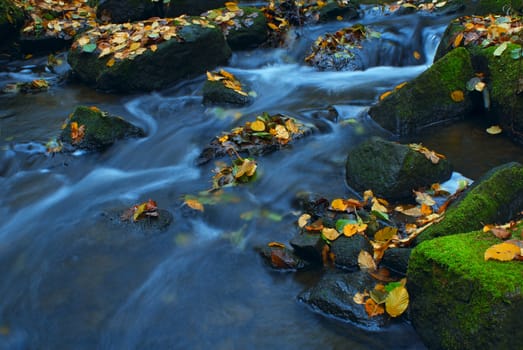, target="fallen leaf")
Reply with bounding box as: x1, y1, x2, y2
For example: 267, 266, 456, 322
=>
358, 250, 377, 271
251, 120, 265, 132
486, 125, 502, 135
374, 226, 398, 241
365, 298, 385, 317
353, 291, 369, 304
450, 90, 464, 102
298, 213, 311, 228
453, 32, 464, 47
185, 198, 204, 212
385, 285, 409, 317
268, 241, 286, 248
484, 242, 521, 261
322, 227, 341, 241
413, 51, 421, 60
493, 42, 508, 56
331, 198, 348, 211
